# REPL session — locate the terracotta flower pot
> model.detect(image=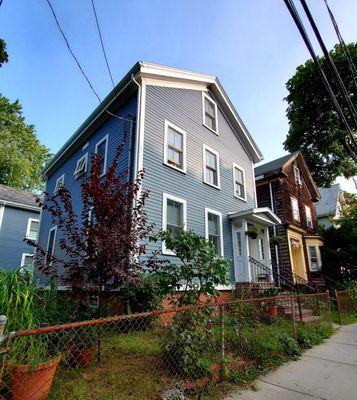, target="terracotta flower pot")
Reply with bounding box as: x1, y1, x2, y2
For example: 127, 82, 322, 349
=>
70, 348, 95, 367
10, 355, 61, 400
265, 305, 278, 317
